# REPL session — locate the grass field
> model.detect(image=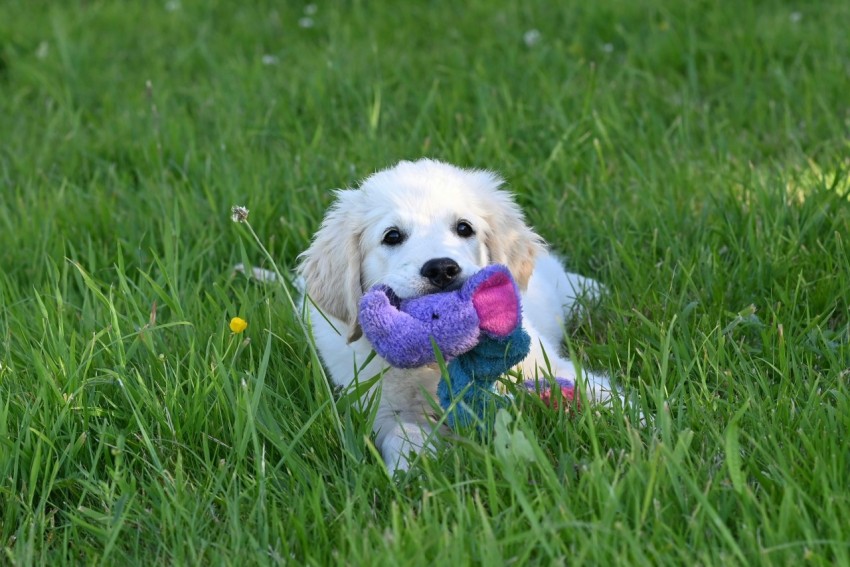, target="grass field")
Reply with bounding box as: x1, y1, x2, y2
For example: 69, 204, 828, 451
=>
2, 0, 849, 564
